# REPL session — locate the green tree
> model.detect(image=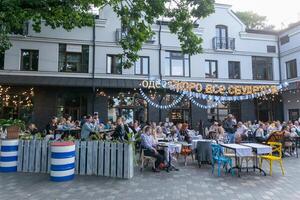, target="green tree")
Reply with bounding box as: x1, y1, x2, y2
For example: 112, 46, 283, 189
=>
235, 11, 274, 30
0, 0, 215, 68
